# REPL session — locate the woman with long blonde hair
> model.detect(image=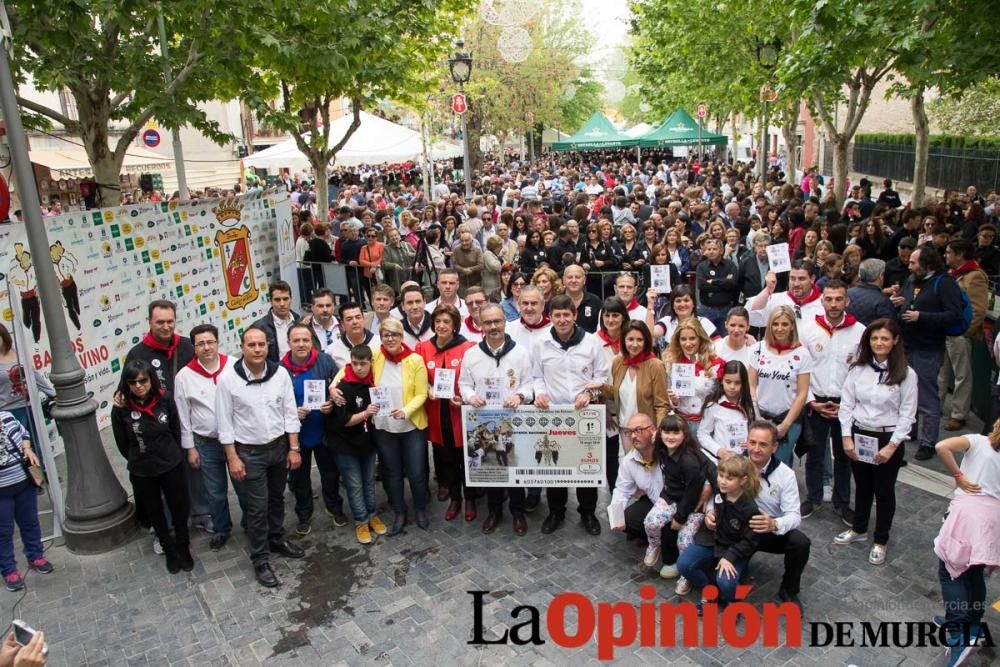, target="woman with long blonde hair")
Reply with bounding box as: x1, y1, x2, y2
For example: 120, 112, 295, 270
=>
662, 318, 724, 435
